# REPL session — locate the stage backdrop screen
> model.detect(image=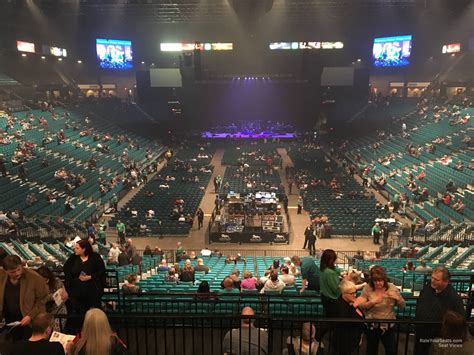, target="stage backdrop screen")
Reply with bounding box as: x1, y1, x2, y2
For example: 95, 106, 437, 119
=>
150, 68, 182, 88
17, 40, 35, 53
372, 35, 412, 67
96, 38, 133, 69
